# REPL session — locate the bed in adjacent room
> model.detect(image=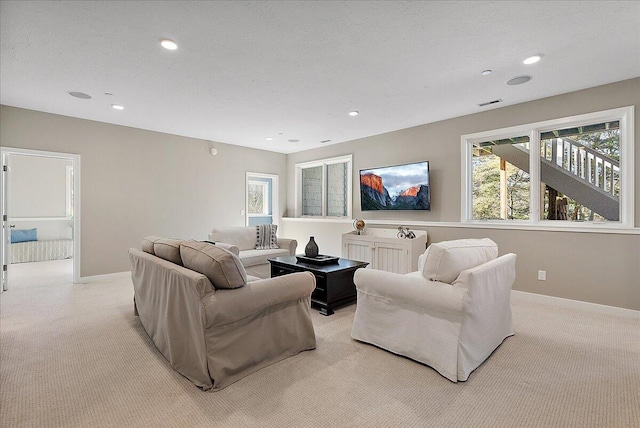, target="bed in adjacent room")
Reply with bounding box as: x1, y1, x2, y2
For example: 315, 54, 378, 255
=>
10, 228, 73, 264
